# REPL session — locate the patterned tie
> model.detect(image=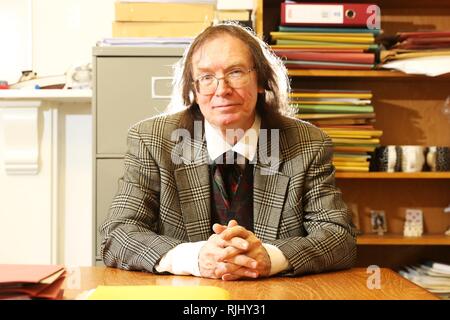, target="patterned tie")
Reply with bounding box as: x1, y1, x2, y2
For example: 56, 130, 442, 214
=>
213, 151, 243, 209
